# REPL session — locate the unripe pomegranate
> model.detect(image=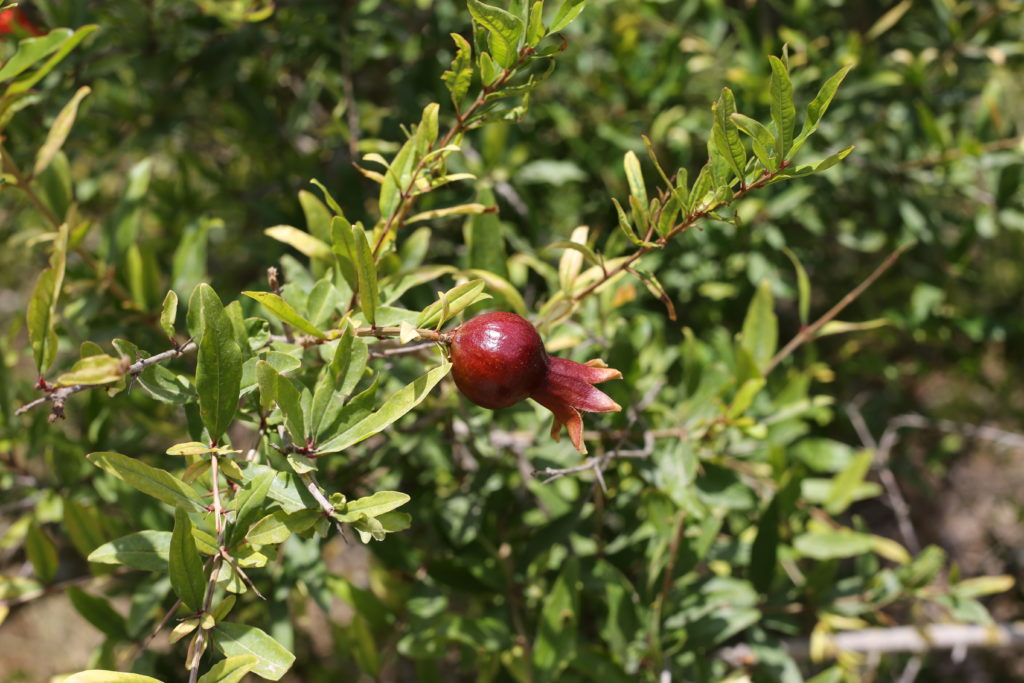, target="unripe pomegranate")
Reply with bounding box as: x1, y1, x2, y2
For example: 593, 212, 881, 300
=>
449, 312, 622, 453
